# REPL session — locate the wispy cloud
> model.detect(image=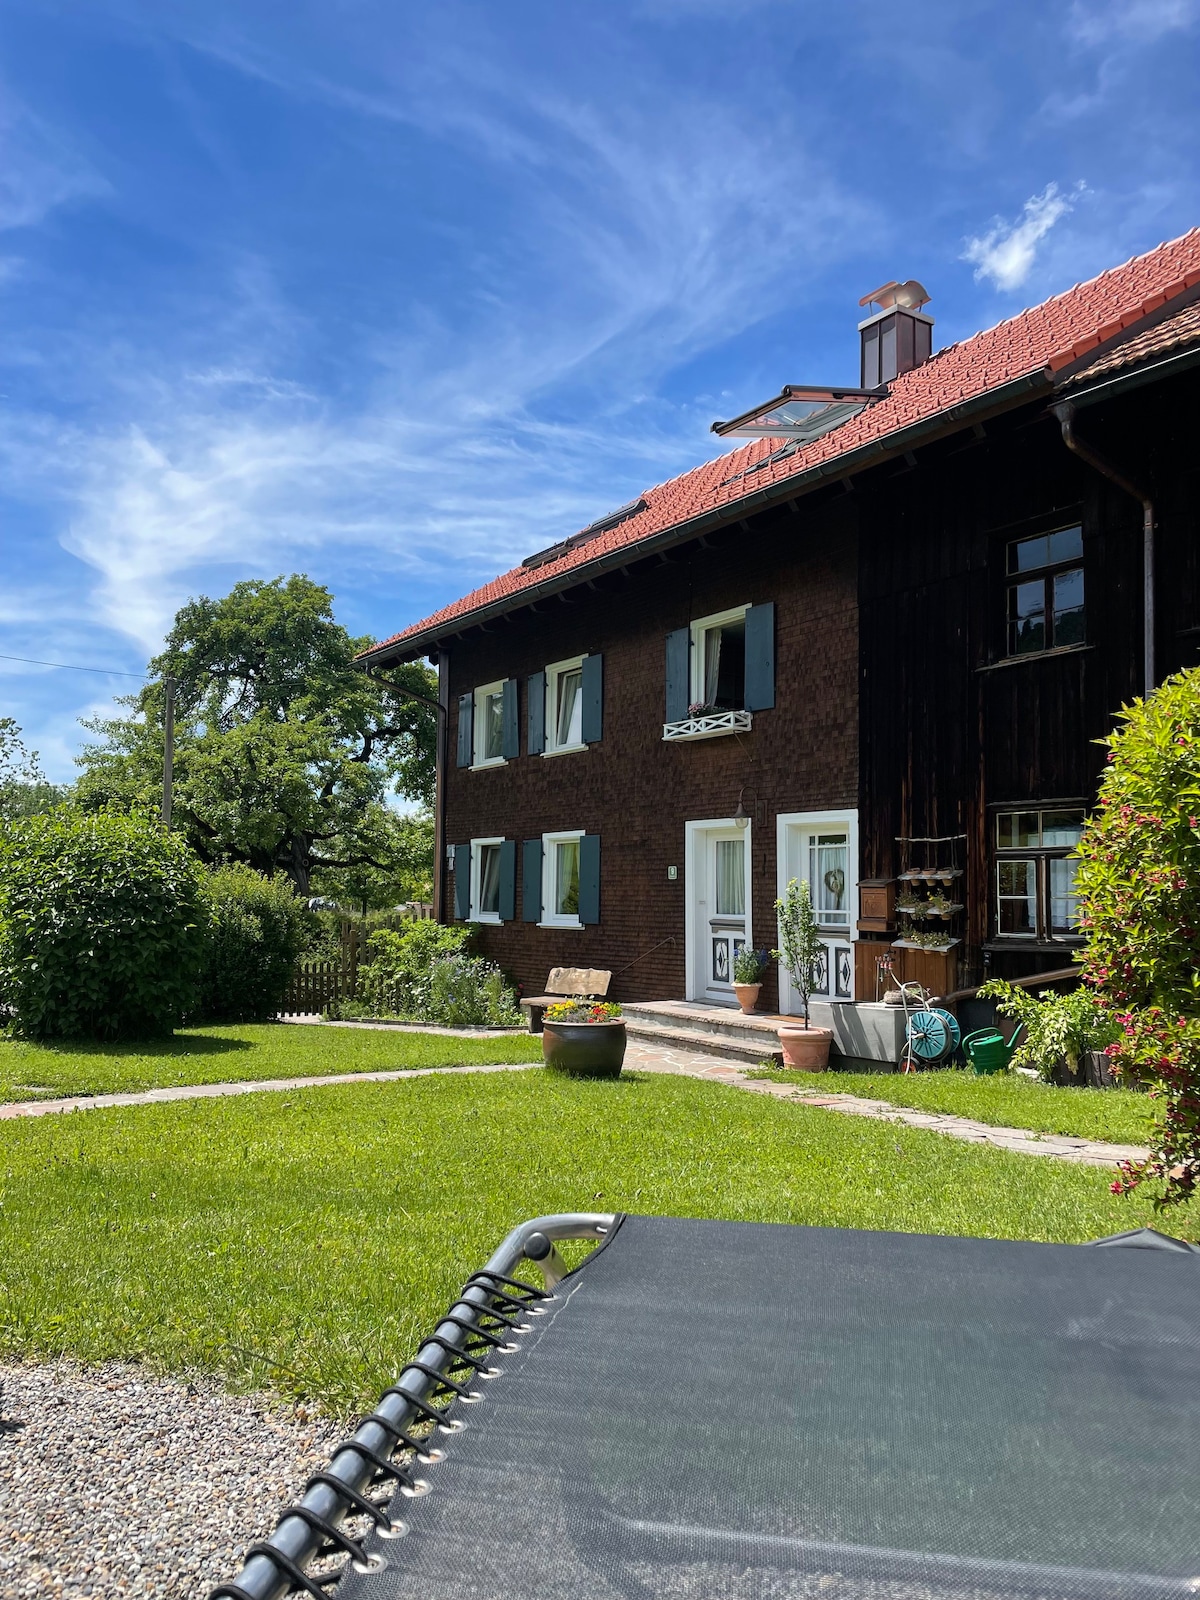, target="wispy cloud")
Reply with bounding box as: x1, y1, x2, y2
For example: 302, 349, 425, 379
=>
961, 183, 1085, 292
0, 94, 109, 231
1068, 0, 1198, 45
